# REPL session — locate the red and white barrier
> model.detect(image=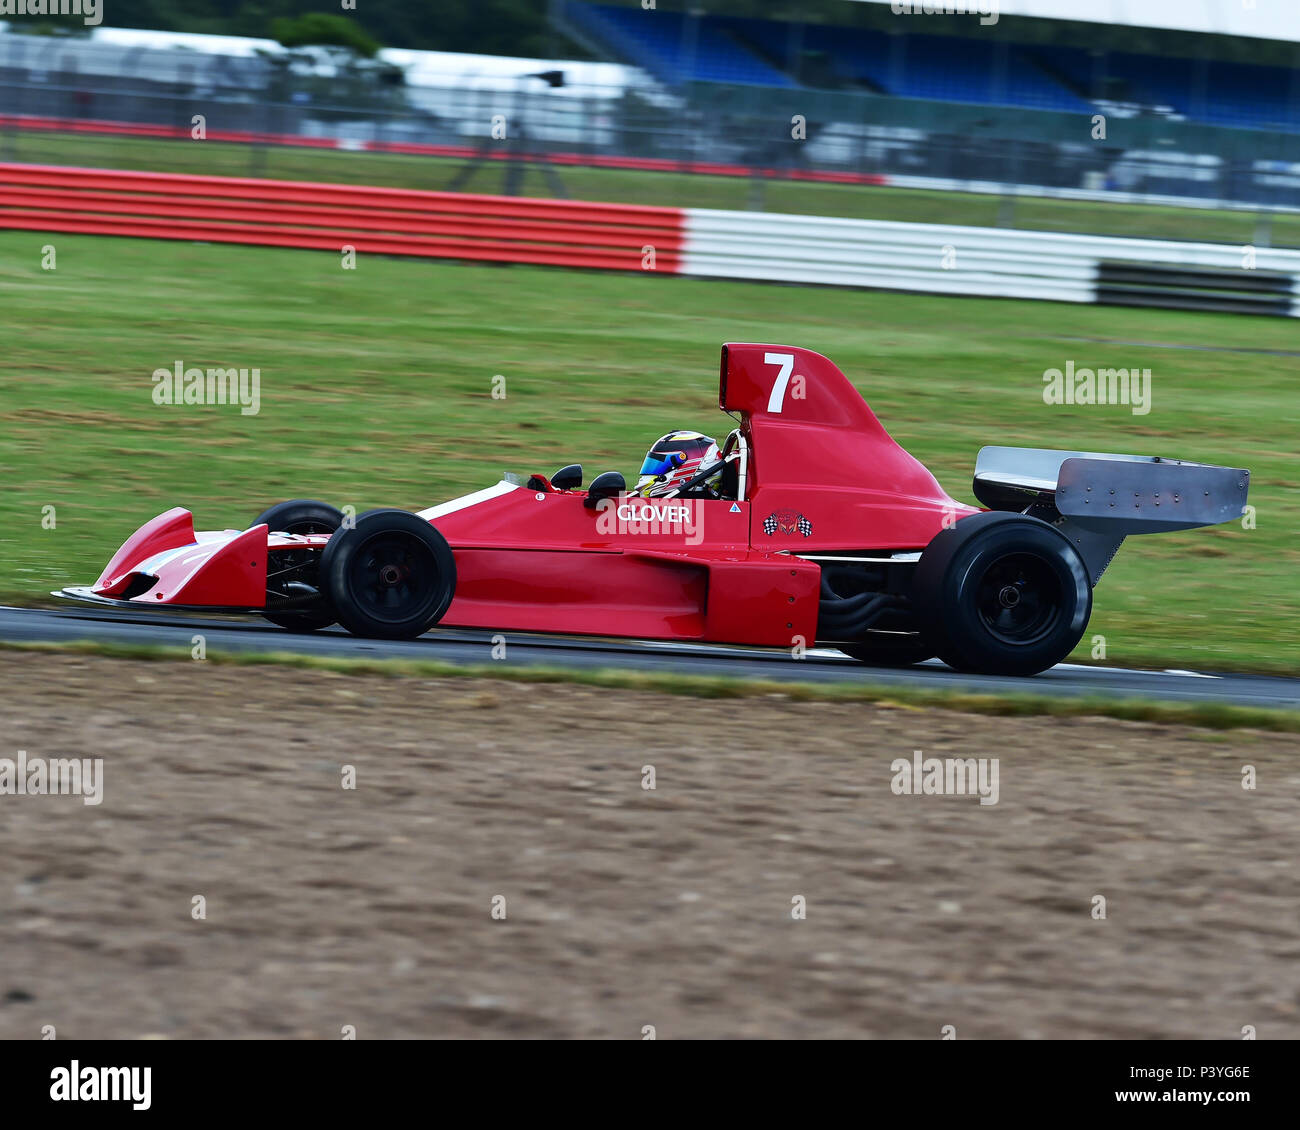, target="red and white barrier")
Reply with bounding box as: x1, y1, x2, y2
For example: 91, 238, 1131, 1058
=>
0, 163, 686, 271
3, 163, 1297, 315
677, 209, 1300, 315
